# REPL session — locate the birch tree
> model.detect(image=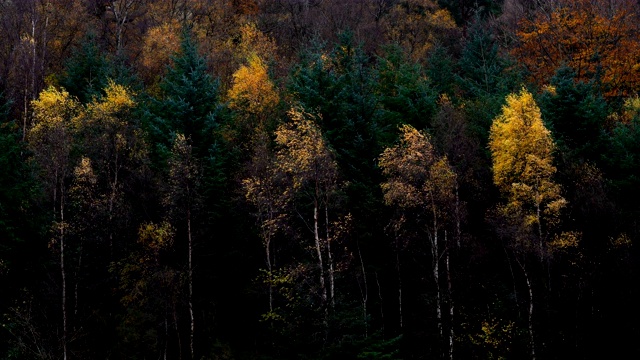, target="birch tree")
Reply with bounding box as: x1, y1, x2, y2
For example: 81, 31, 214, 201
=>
166, 133, 200, 360
28, 86, 80, 360
379, 124, 457, 357
275, 106, 338, 315
489, 88, 566, 360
